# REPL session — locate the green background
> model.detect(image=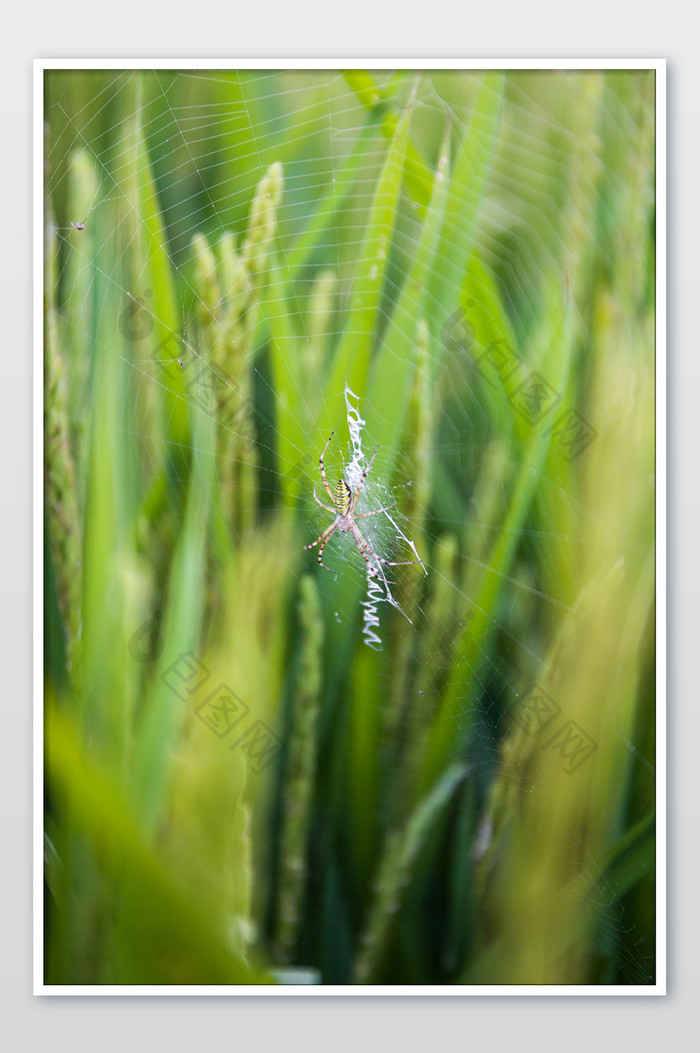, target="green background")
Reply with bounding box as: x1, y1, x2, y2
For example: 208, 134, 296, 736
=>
43, 68, 656, 985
